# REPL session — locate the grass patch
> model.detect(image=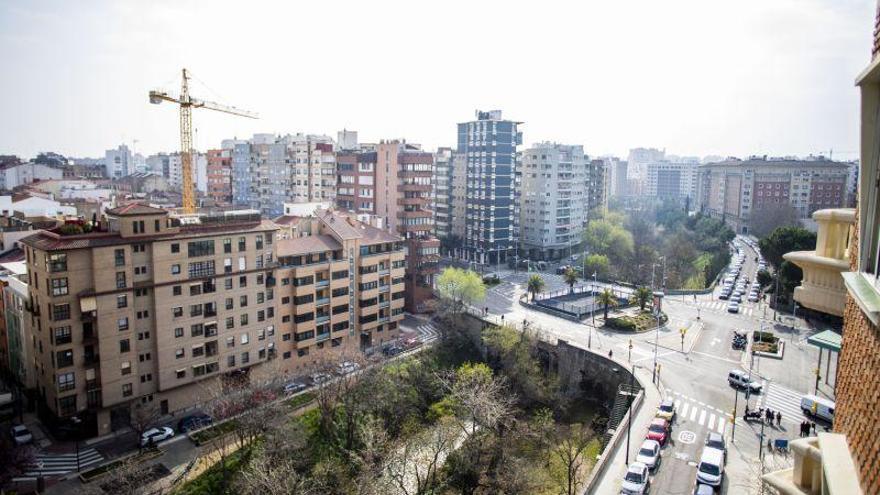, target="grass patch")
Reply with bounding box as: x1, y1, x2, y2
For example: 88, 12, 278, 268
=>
286, 391, 316, 410
190, 420, 239, 446
172, 446, 253, 495
605, 311, 667, 332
